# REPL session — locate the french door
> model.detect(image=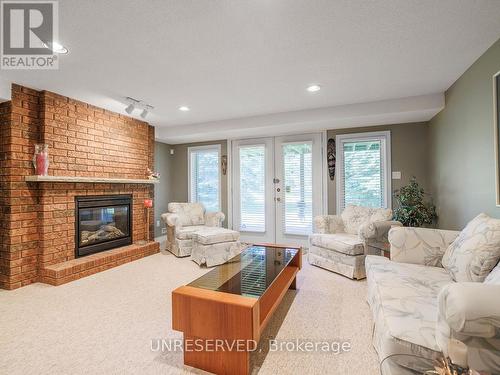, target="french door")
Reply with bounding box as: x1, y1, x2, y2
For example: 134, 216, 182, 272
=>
231, 133, 324, 247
